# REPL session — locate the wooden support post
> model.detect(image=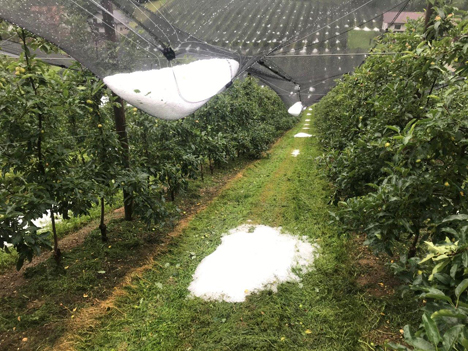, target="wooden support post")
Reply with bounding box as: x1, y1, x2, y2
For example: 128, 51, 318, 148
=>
101, 0, 133, 220
424, 1, 435, 32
